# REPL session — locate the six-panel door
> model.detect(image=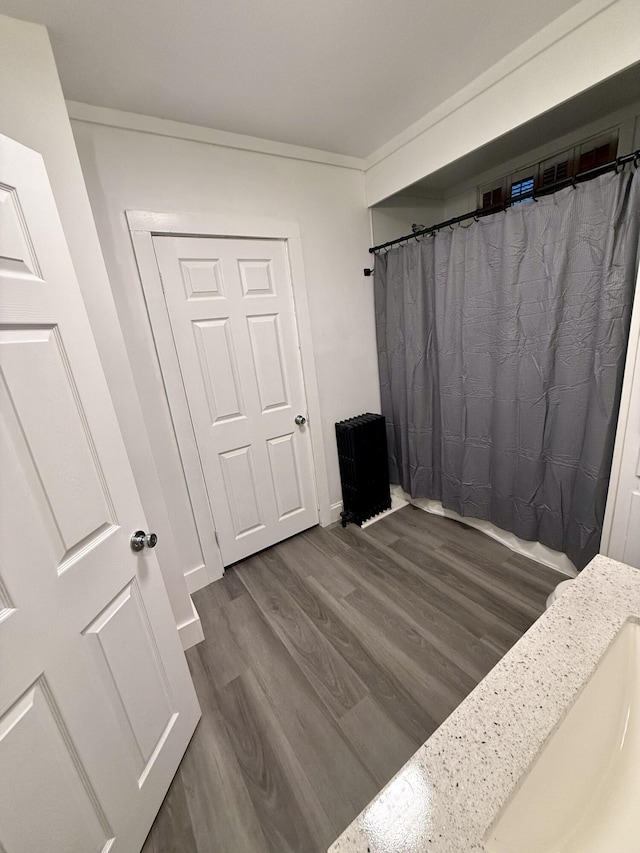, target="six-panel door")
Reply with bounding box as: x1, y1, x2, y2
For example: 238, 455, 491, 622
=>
0, 135, 200, 852
152, 236, 319, 565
